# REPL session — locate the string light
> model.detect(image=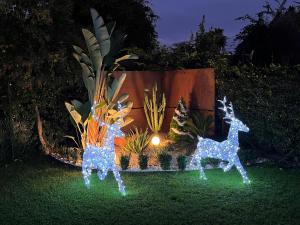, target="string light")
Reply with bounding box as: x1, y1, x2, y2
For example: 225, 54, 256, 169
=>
190, 97, 251, 184
82, 102, 126, 195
